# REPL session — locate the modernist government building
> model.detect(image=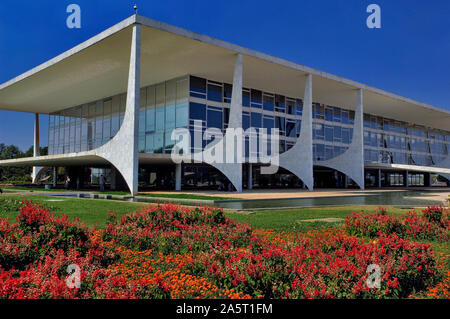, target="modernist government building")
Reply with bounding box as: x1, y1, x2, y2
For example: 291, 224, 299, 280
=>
0, 14, 449, 195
